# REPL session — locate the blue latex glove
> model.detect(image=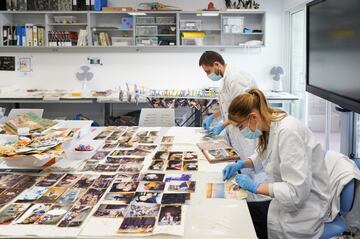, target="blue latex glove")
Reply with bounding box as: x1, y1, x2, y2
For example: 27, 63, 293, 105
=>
209, 122, 225, 136
235, 174, 260, 193
222, 160, 245, 180
202, 115, 214, 130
